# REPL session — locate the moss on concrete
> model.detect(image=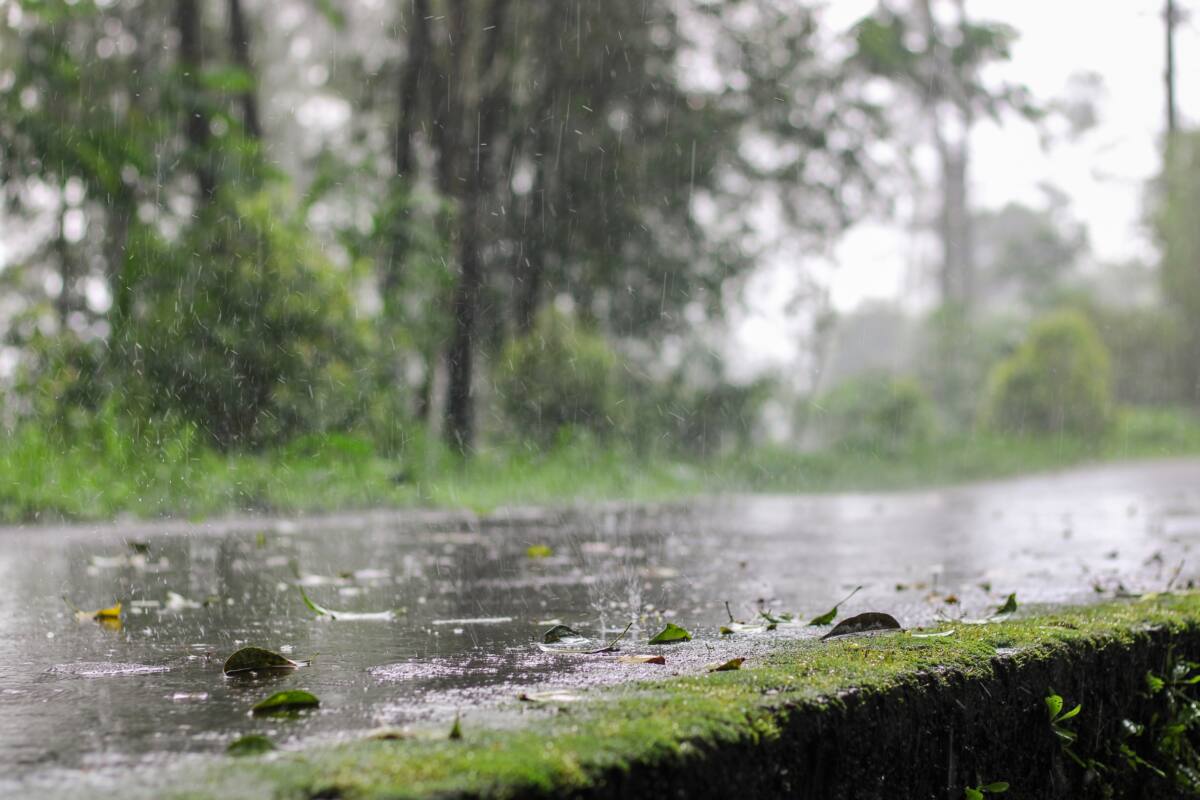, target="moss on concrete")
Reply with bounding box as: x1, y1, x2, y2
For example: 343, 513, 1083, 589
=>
171, 594, 1200, 800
